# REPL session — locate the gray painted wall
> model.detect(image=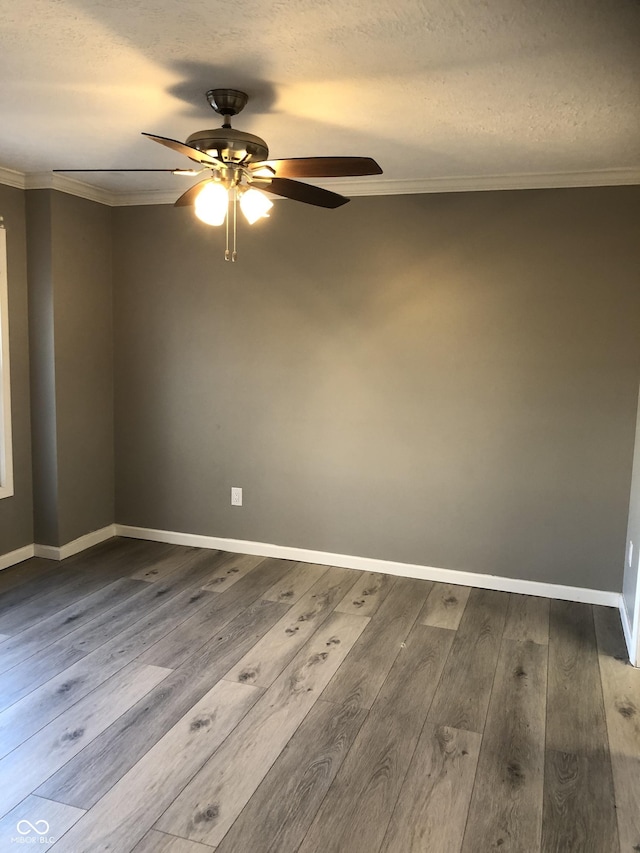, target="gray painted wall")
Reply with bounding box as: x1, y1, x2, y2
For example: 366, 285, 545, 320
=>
623, 390, 640, 632
27, 190, 114, 547
0, 184, 33, 553
113, 186, 640, 591
26, 191, 58, 545
51, 192, 114, 545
